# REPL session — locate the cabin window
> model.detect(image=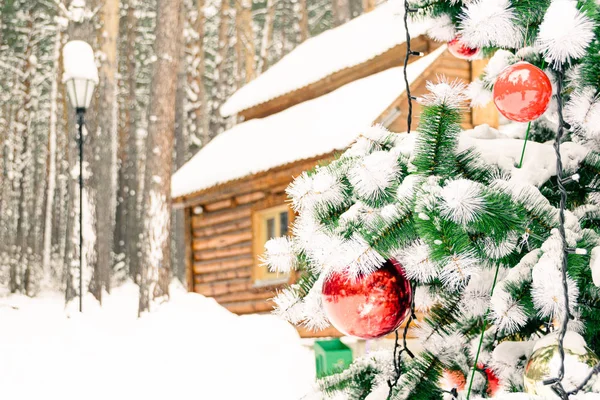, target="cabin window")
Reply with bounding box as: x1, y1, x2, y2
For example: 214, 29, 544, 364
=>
252, 203, 293, 285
